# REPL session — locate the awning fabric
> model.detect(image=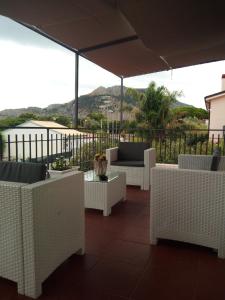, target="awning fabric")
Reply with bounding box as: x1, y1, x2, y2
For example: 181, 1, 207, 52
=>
1, 0, 225, 77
